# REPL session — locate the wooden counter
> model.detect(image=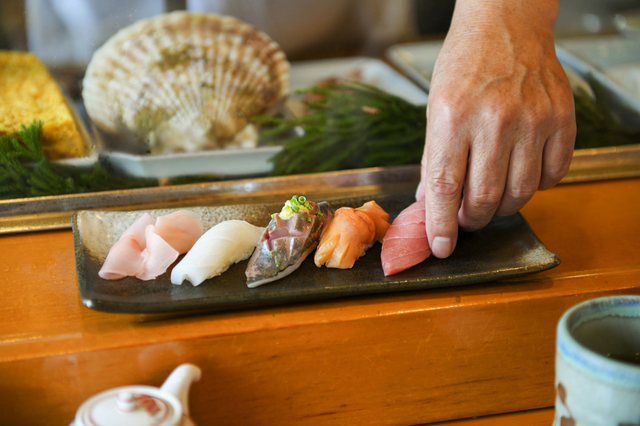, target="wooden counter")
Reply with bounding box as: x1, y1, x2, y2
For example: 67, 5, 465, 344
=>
1, 177, 639, 425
